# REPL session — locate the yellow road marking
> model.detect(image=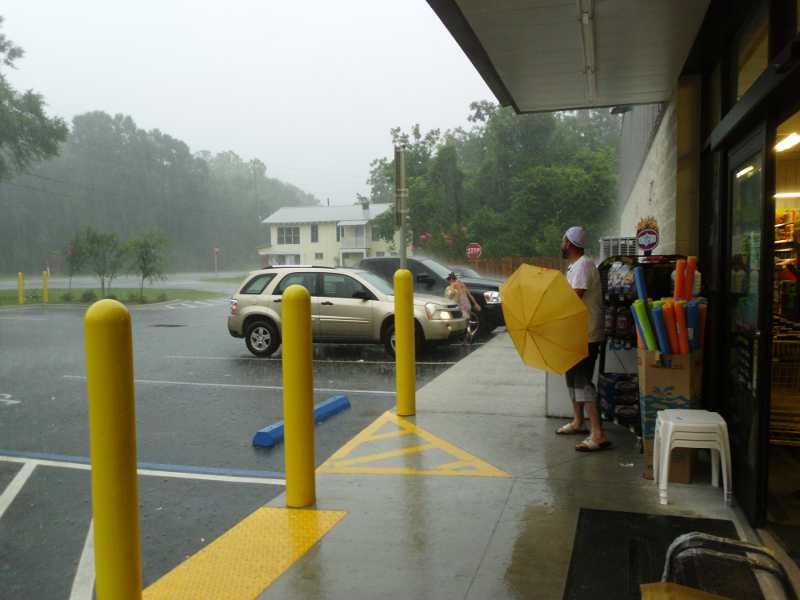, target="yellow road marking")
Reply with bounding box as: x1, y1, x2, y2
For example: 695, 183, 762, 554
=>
334, 444, 435, 467
318, 411, 510, 478
143, 507, 345, 600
